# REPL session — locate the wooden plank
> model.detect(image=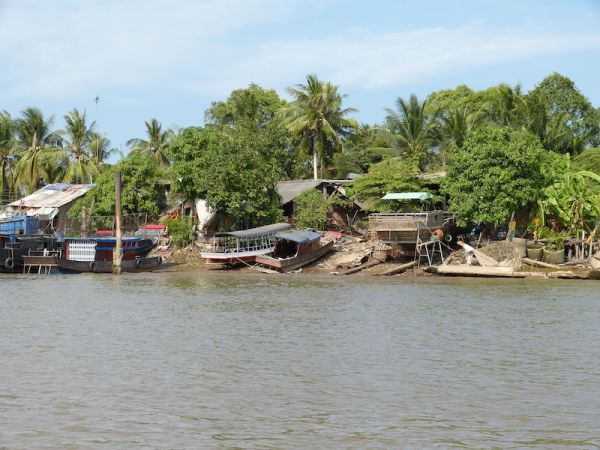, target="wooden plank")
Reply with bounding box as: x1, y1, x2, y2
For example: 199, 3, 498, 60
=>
338, 258, 385, 275
377, 260, 417, 276
434, 264, 525, 278
522, 257, 561, 269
